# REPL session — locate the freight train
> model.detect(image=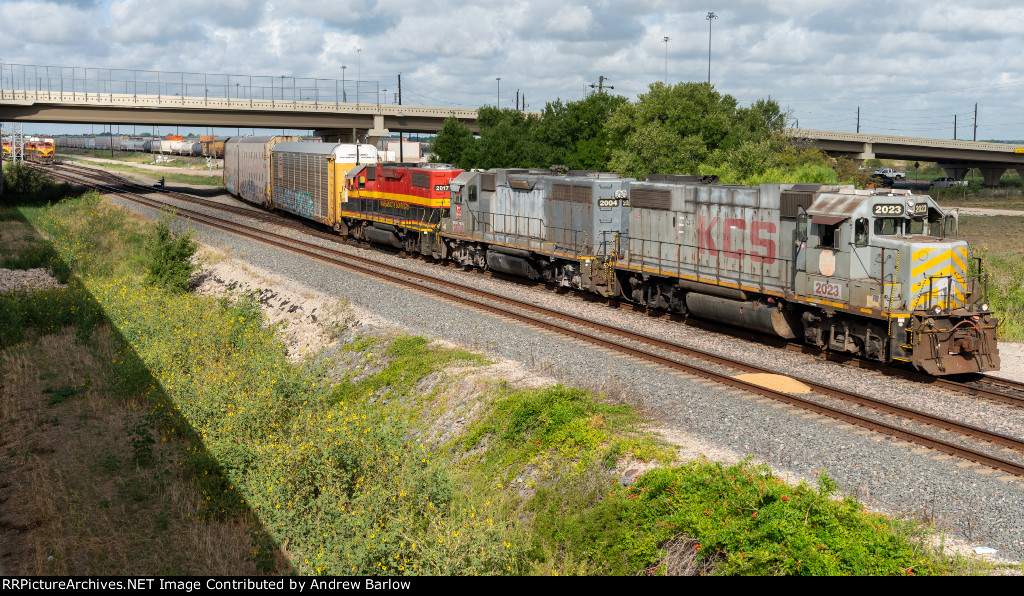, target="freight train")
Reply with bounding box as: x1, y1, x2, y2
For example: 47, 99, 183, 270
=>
224, 136, 1000, 376
54, 135, 225, 157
